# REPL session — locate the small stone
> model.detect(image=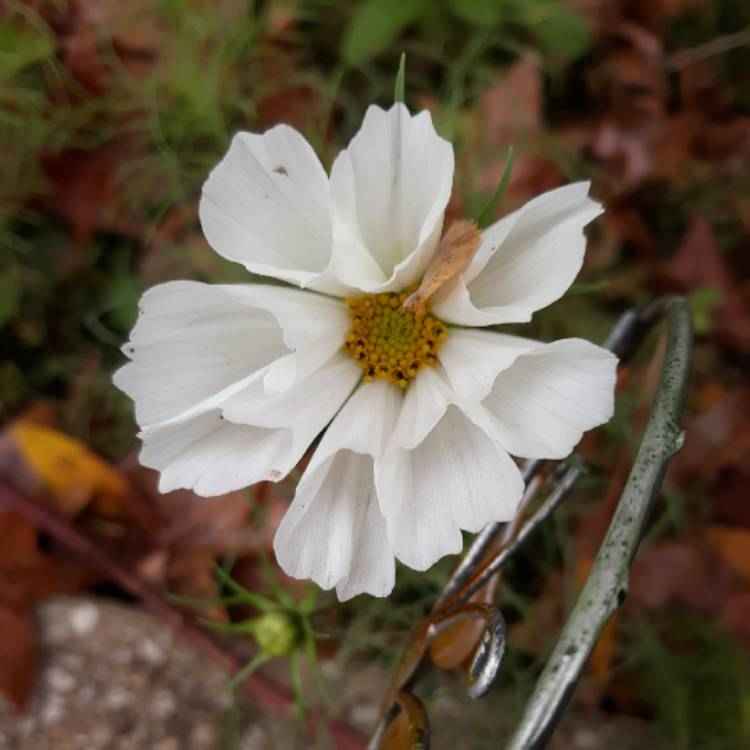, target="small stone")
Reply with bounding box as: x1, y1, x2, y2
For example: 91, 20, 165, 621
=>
137, 638, 165, 665
17, 717, 34, 737
154, 738, 179, 750
90, 726, 114, 748
77, 685, 95, 705
47, 667, 76, 693
61, 653, 83, 671
47, 620, 70, 644
41, 695, 64, 725
190, 724, 215, 748
241, 726, 270, 750
69, 603, 99, 636
350, 702, 379, 727
320, 661, 340, 679
151, 689, 177, 719
105, 687, 132, 710
112, 647, 133, 665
